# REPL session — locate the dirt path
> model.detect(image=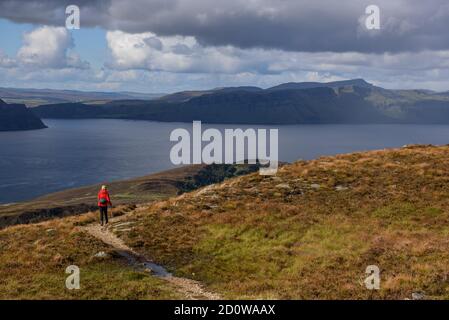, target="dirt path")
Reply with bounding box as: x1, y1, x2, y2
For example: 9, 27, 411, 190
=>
82, 216, 221, 300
